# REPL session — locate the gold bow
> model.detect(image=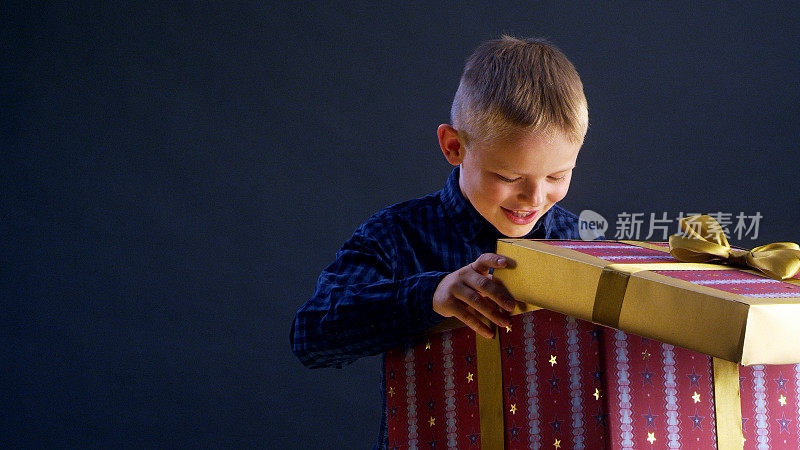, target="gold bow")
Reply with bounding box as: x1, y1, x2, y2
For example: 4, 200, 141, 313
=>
668, 215, 800, 280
